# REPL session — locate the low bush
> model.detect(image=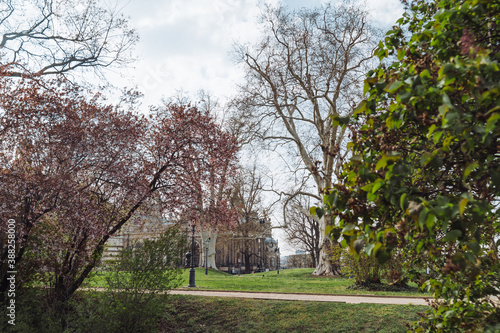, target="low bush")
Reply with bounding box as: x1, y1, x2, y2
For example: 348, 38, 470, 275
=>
0, 227, 186, 332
